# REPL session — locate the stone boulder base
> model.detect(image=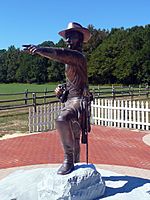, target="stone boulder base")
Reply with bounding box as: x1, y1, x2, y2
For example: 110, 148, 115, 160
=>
0, 163, 105, 200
